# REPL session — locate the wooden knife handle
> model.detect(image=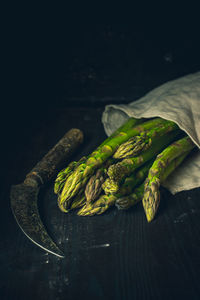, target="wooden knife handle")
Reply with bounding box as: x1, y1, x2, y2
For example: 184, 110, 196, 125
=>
24, 128, 84, 186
